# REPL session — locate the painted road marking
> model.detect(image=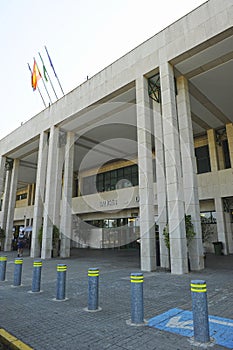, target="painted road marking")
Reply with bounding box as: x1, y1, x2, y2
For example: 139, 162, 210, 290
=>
148, 308, 233, 349
166, 316, 193, 330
